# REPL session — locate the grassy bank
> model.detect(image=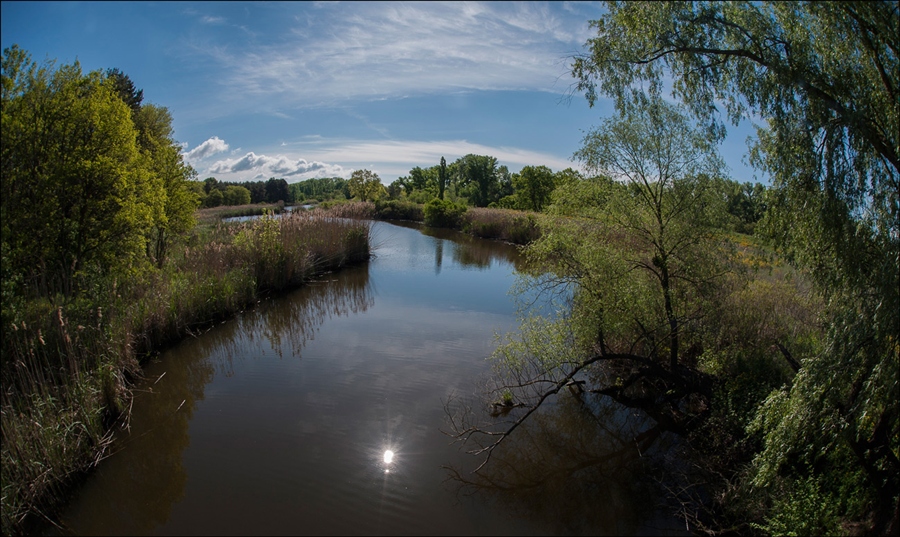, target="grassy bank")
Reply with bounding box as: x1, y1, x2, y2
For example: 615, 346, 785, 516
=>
0, 210, 370, 535
194, 202, 288, 224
